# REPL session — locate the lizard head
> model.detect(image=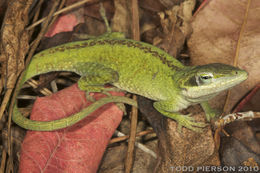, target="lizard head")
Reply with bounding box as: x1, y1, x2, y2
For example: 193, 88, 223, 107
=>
176, 63, 248, 102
